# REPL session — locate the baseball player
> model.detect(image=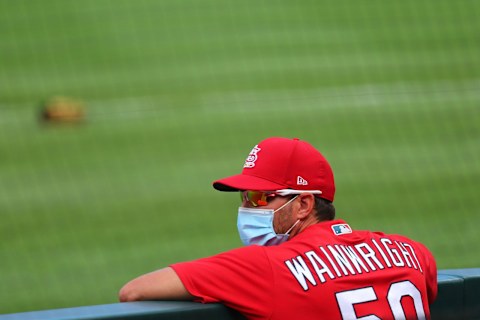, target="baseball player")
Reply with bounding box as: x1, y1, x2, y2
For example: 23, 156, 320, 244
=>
119, 137, 437, 319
